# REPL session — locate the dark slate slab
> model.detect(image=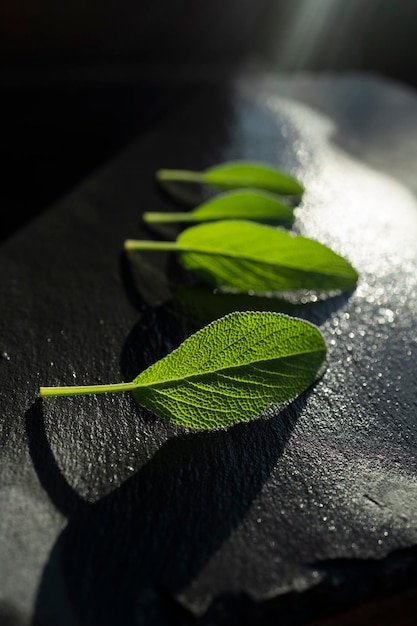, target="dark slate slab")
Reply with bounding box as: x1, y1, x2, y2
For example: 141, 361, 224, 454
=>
1, 73, 417, 626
